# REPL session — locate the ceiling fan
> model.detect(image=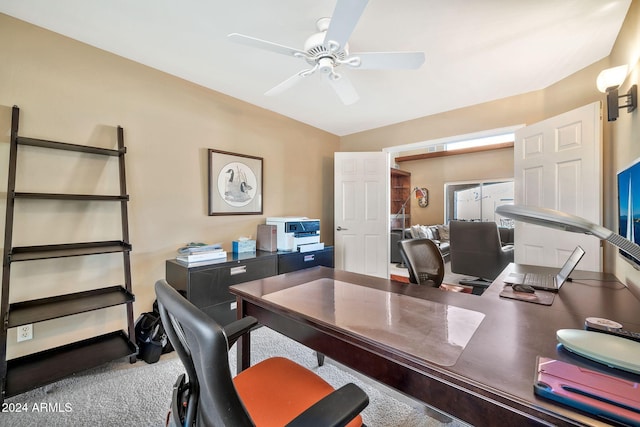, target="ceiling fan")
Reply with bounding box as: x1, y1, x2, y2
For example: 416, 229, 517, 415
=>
227, 0, 425, 105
